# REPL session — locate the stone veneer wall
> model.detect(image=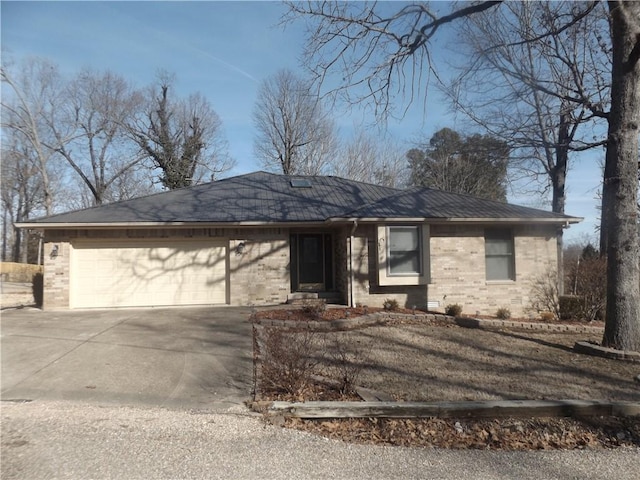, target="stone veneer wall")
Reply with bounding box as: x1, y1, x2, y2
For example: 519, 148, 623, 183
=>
42, 227, 290, 309
42, 241, 72, 310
